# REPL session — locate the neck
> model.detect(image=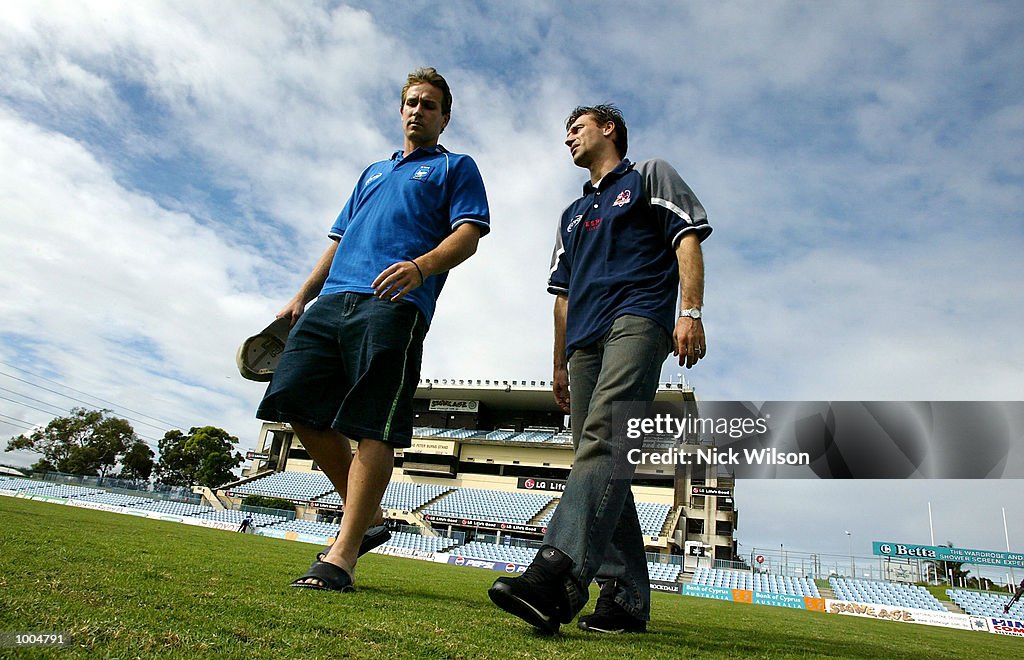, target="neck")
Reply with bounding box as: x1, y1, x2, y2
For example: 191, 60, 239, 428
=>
588, 152, 622, 186
404, 137, 437, 156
